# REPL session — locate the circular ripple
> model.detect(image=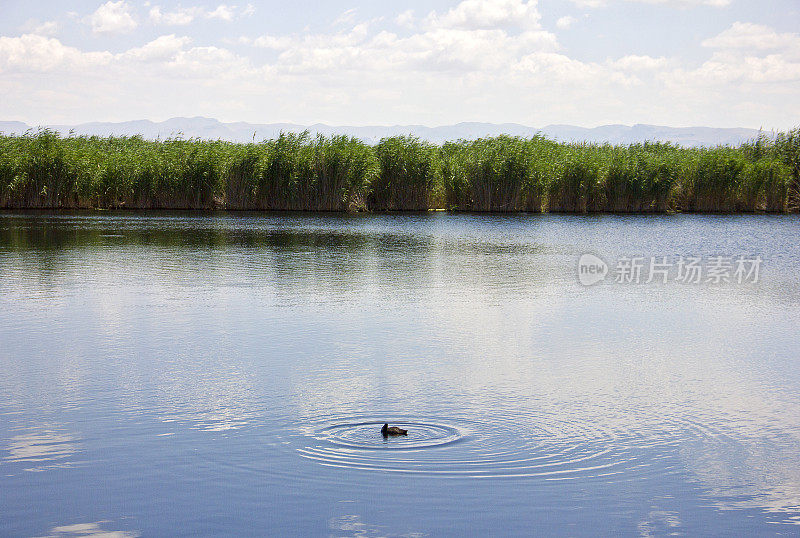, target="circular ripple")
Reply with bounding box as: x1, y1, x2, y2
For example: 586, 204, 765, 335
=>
314, 421, 464, 450
295, 413, 647, 480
